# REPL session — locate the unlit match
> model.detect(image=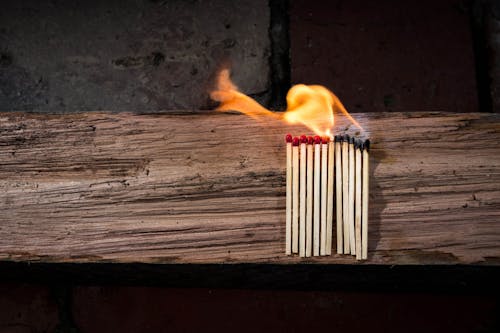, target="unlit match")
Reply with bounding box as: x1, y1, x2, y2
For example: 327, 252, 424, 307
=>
284, 134, 370, 260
